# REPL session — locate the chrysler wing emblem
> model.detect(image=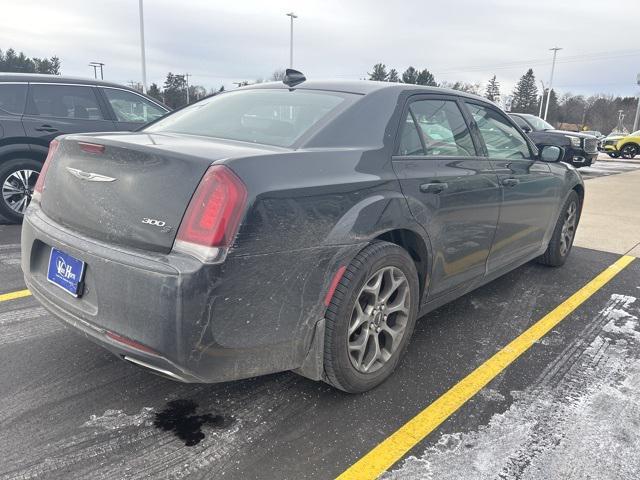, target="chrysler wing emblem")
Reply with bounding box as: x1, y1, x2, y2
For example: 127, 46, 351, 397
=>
66, 167, 116, 182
